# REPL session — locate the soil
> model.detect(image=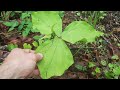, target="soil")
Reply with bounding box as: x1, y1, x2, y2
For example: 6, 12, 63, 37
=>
0, 11, 120, 79
53, 11, 120, 79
